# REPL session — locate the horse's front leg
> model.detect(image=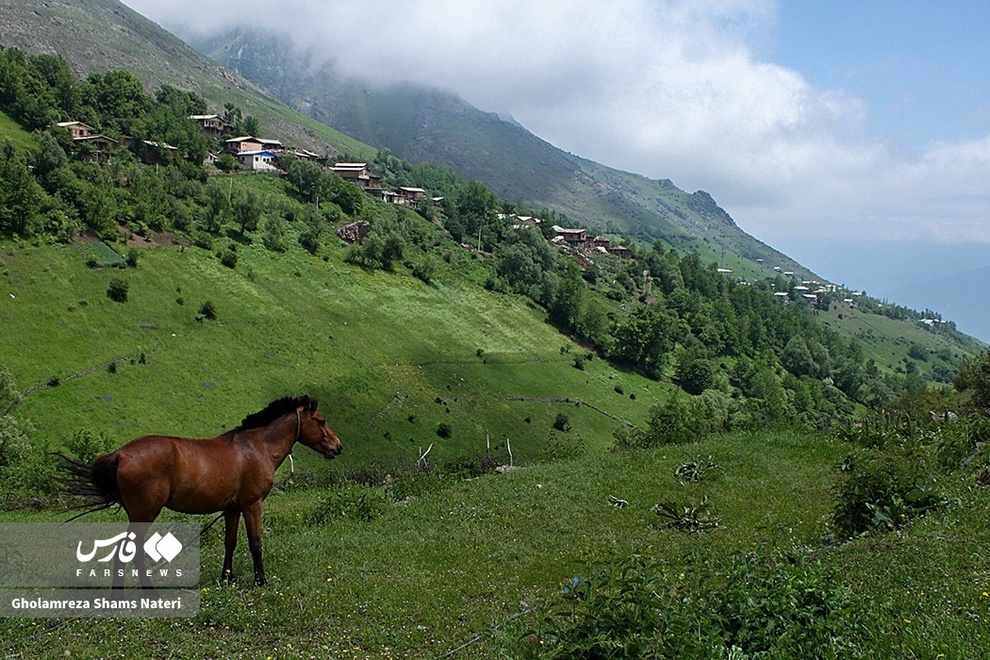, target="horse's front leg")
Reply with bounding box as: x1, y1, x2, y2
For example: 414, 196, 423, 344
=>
221, 509, 240, 583
242, 502, 266, 586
